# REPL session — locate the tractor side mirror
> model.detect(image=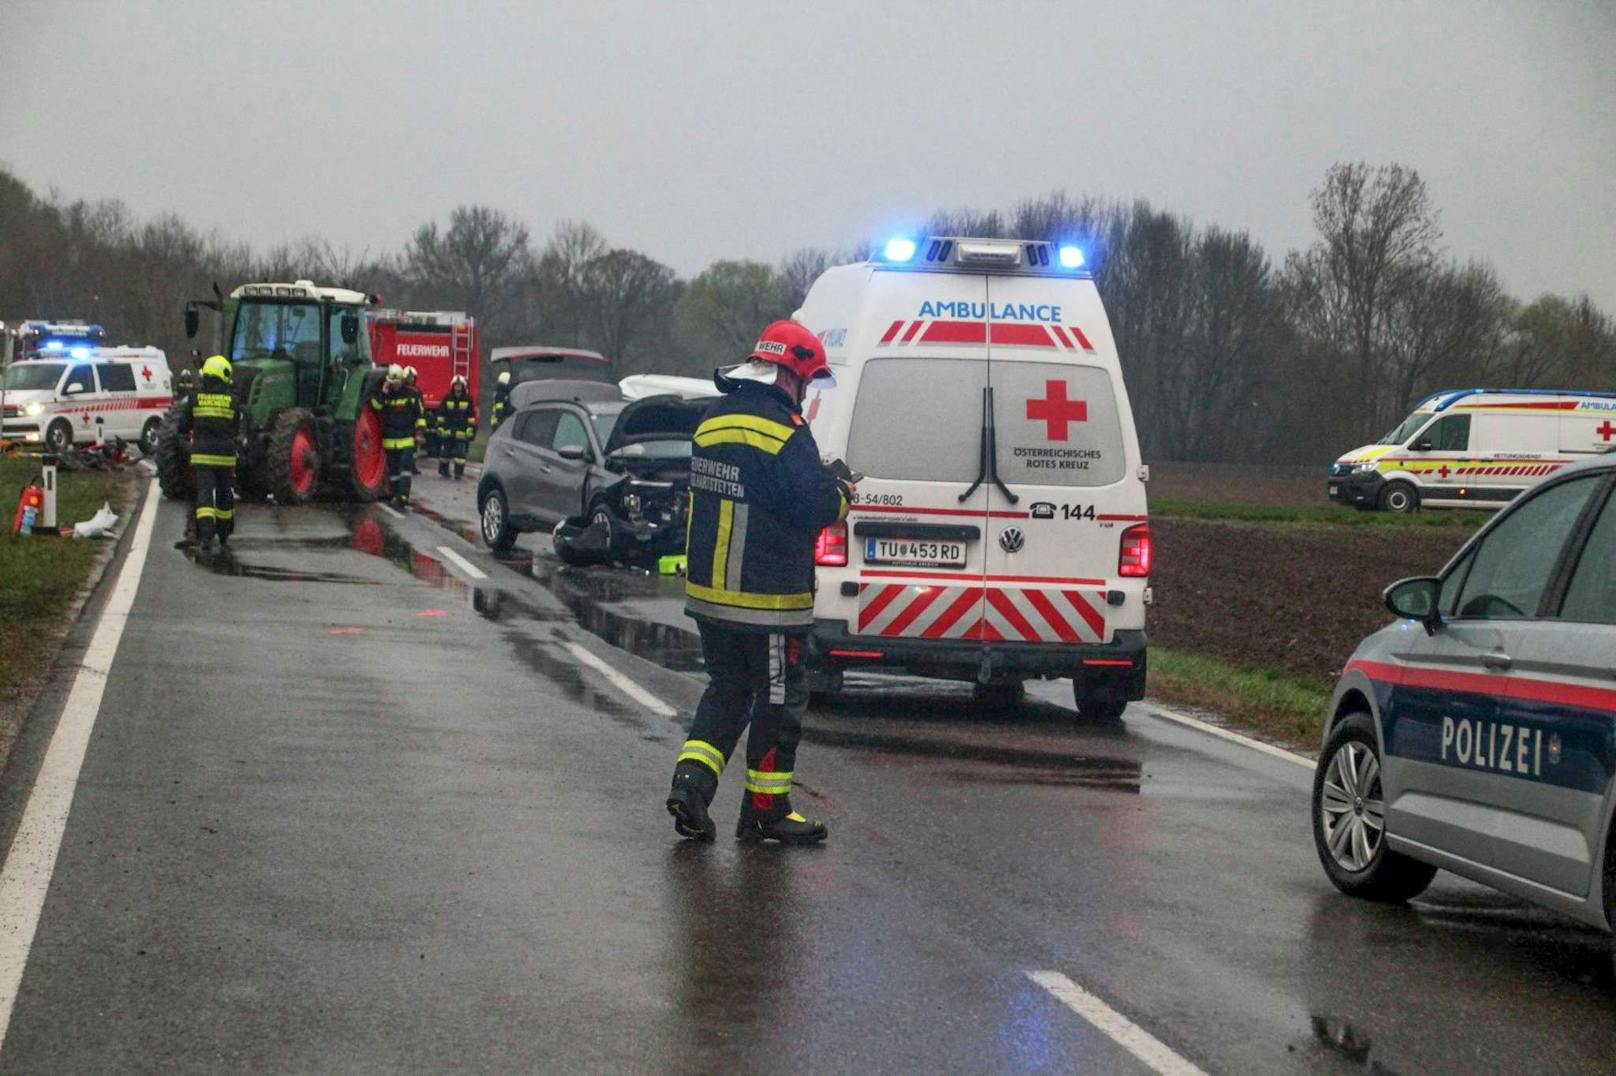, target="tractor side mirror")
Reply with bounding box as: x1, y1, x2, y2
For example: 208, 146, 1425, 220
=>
340, 312, 359, 345
184, 306, 199, 339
